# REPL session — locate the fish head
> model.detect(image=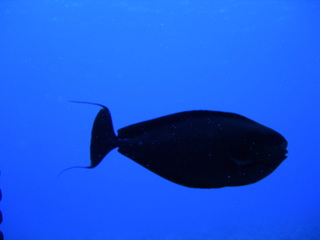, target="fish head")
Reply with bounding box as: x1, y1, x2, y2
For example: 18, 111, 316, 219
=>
245, 129, 288, 166
230, 128, 288, 167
